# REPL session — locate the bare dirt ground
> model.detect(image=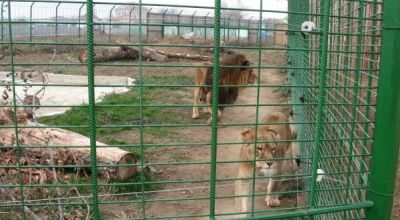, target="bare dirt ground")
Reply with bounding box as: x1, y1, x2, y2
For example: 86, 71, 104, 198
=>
4, 40, 398, 219
99, 49, 301, 219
